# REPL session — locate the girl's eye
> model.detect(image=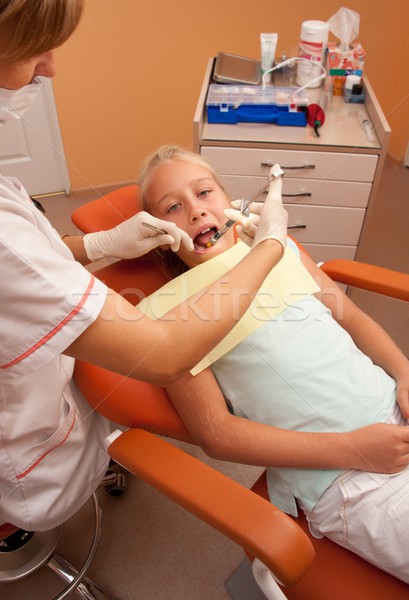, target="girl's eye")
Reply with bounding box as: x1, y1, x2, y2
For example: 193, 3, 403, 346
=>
198, 189, 211, 199
167, 203, 180, 214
